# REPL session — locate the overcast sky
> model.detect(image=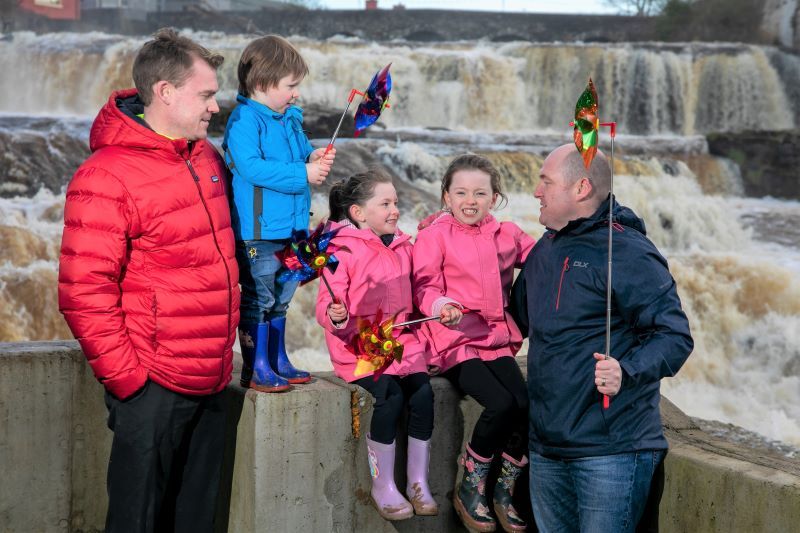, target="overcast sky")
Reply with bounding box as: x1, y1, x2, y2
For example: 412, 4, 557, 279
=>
317, 0, 617, 14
